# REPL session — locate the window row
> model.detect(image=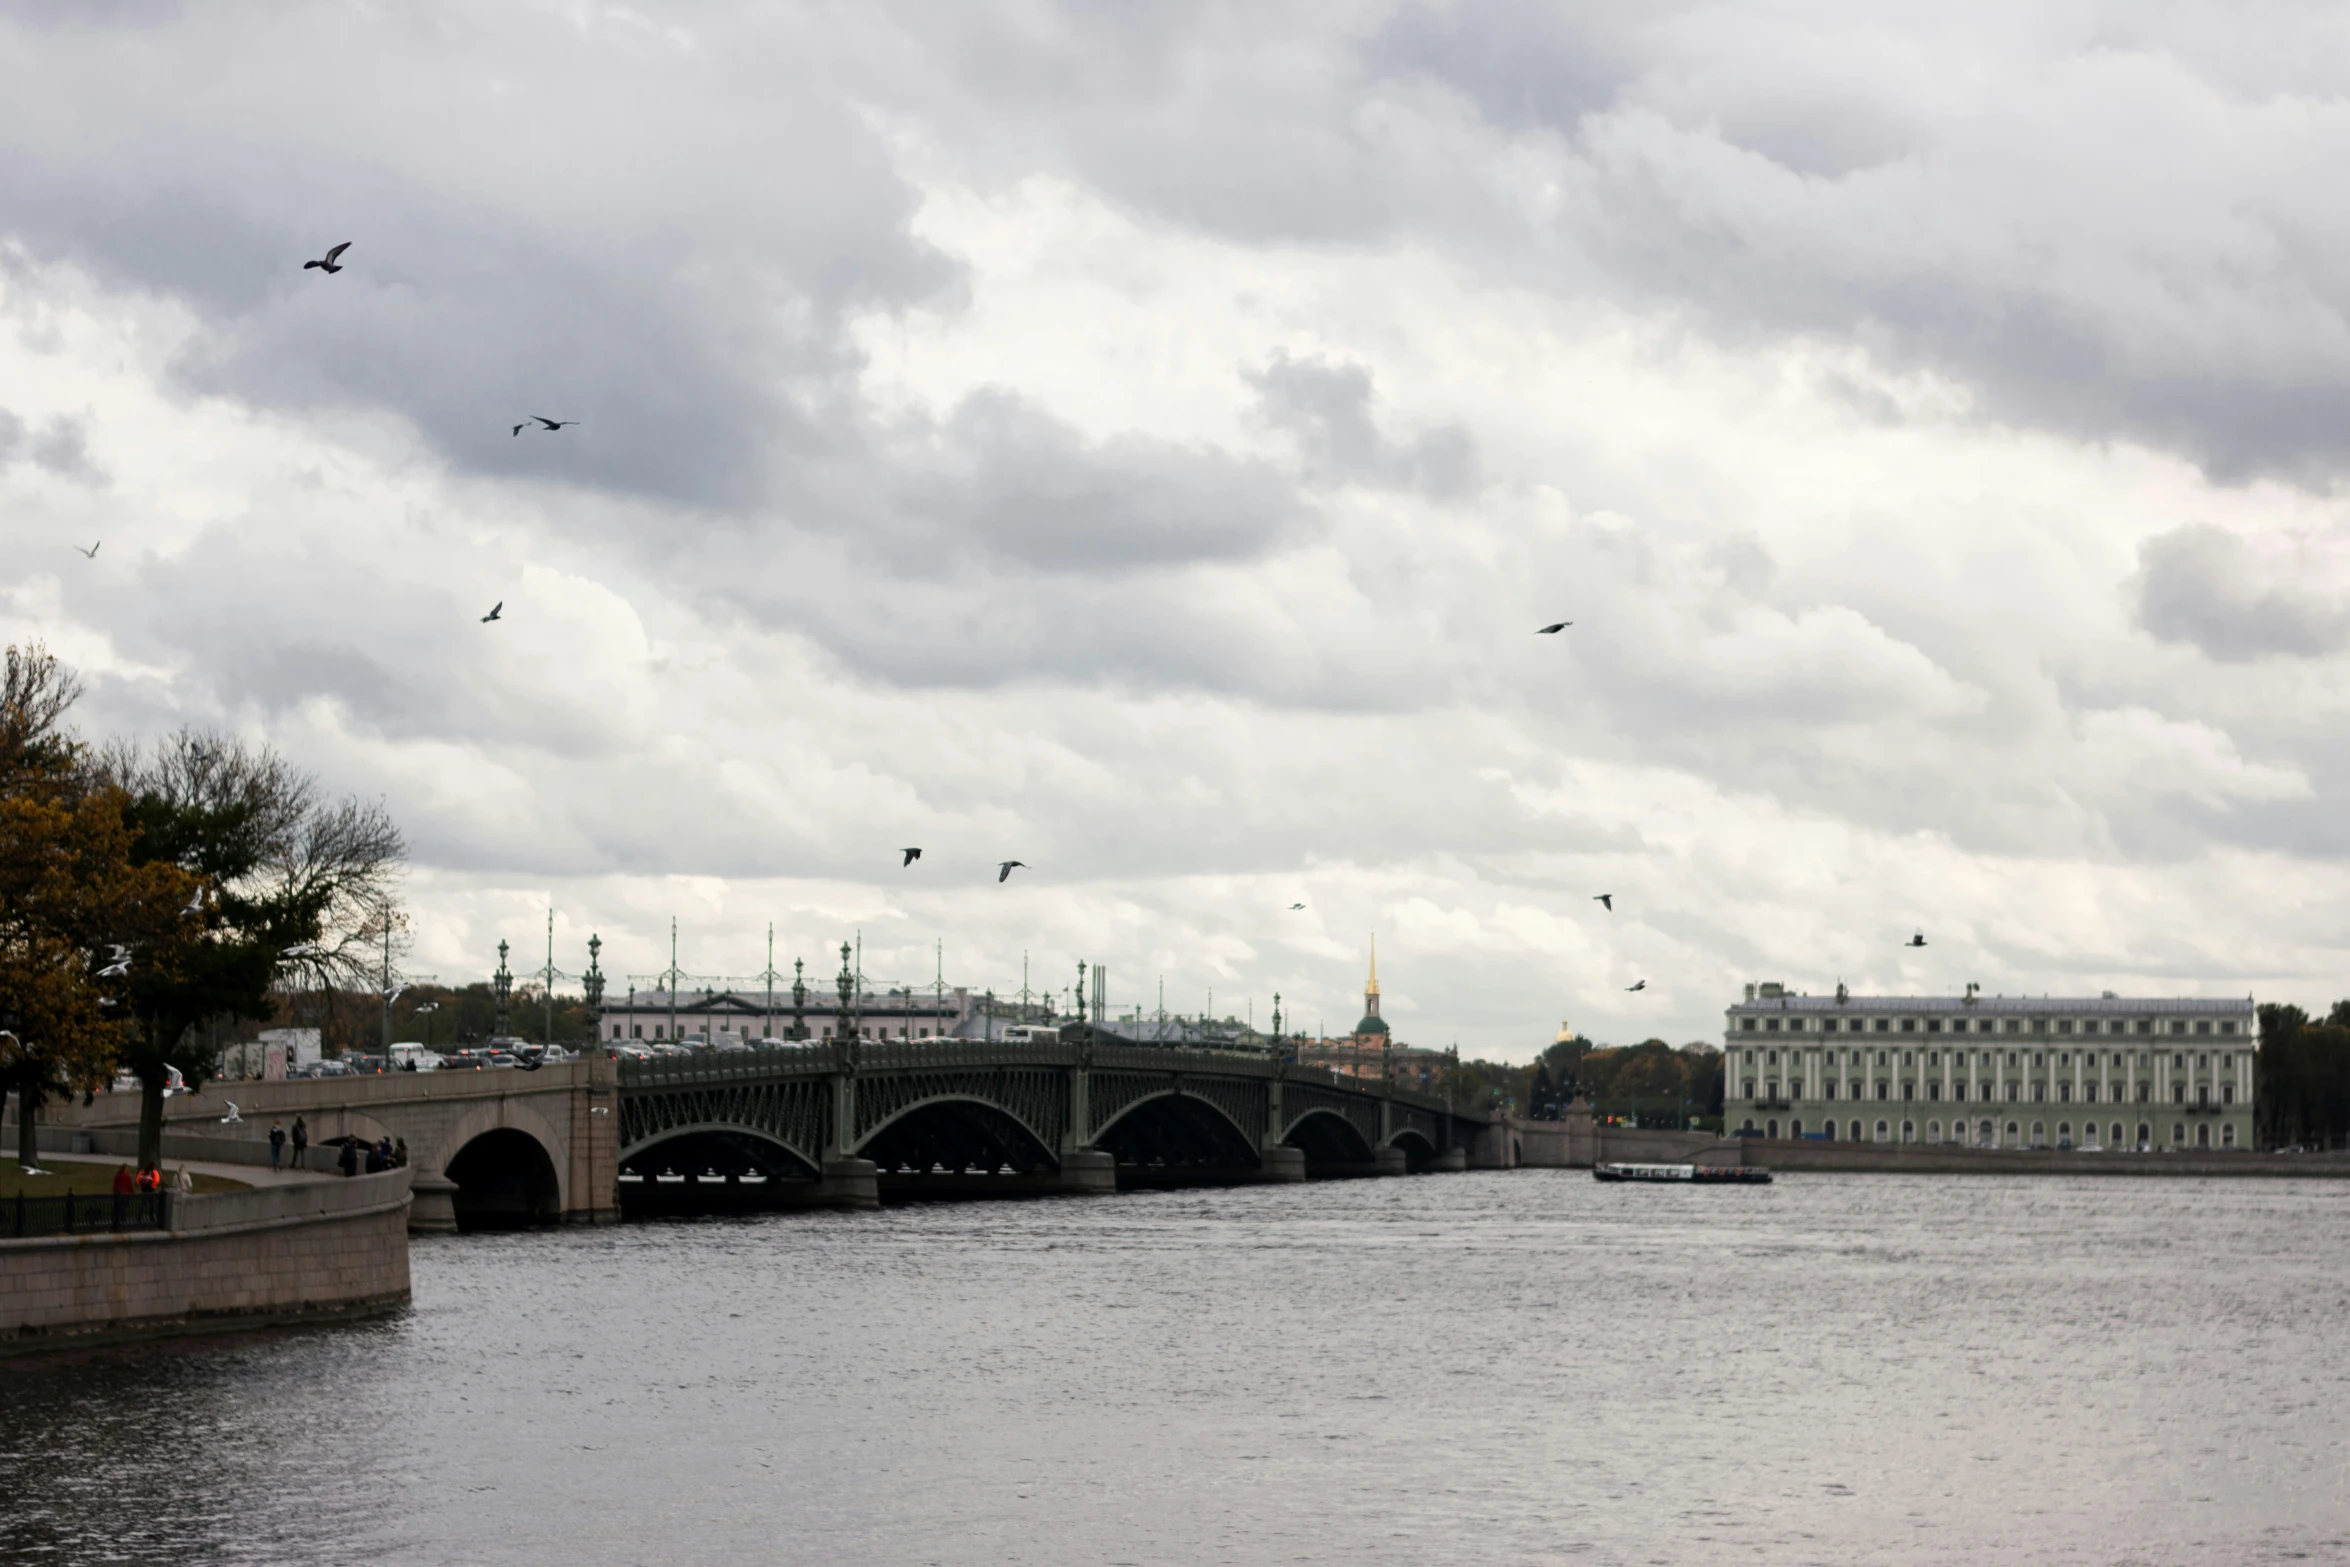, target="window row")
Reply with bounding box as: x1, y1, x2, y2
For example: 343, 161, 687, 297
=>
1743, 1079, 2236, 1106
1742, 1016, 2240, 1036
1735, 1116, 2239, 1150
1736, 1049, 2242, 1072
